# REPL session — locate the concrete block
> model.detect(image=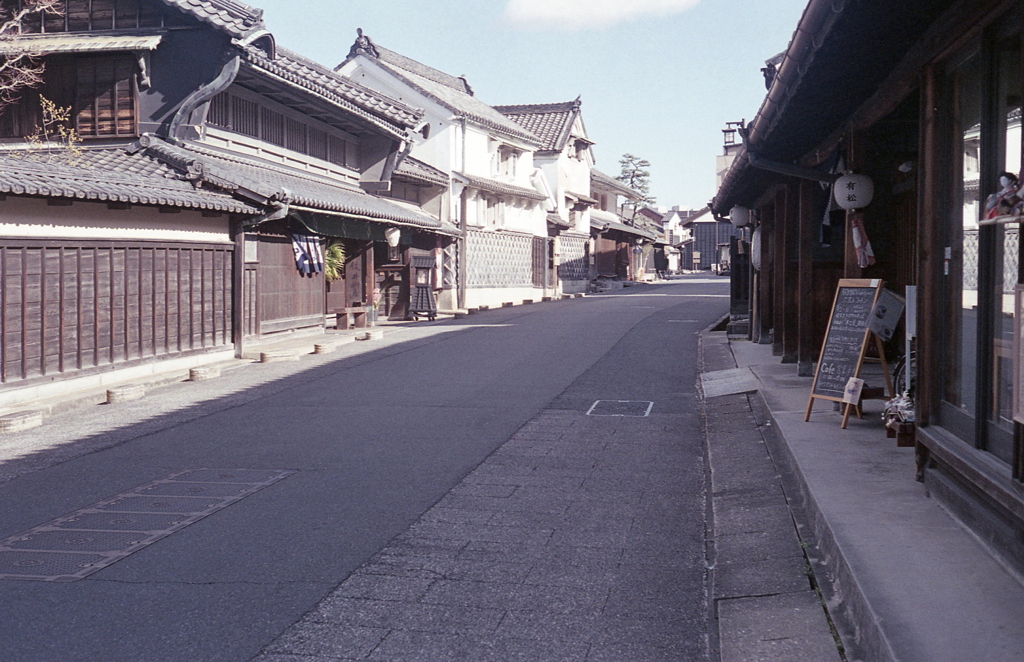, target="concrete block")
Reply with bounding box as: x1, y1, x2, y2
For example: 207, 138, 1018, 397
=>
502, 302, 514, 307
542, 297, 553, 302
189, 366, 220, 381
106, 384, 145, 404
0, 410, 43, 433
314, 343, 335, 354
718, 591, 841, 662
574, 293, 585, 298
360, 330, 385, 341
522, 299, 533, 305
260, 350, 299, 363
